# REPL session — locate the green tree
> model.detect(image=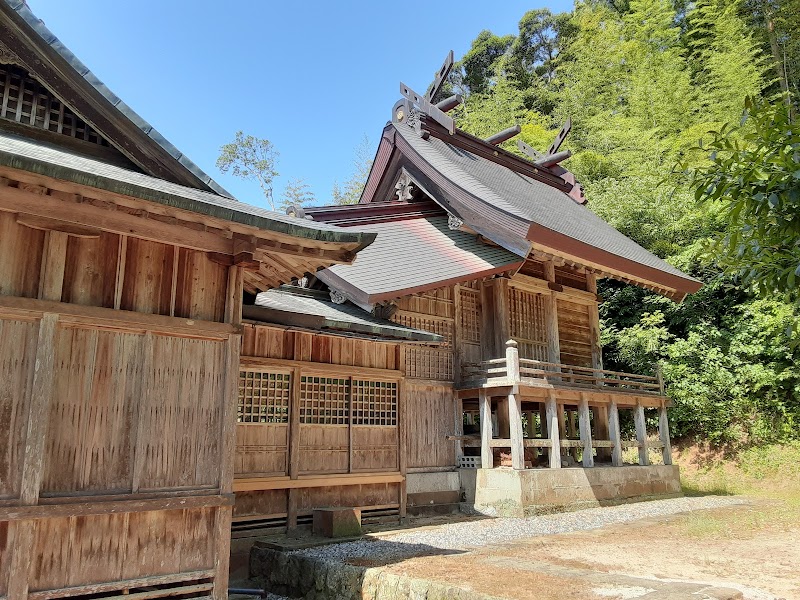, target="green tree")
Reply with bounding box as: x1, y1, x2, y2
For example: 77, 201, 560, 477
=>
684, 96, 800, 298
217, 131, 279, 210
455, 30, 514, 95
331, 135, 373, 205
279, 177, 315, 212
